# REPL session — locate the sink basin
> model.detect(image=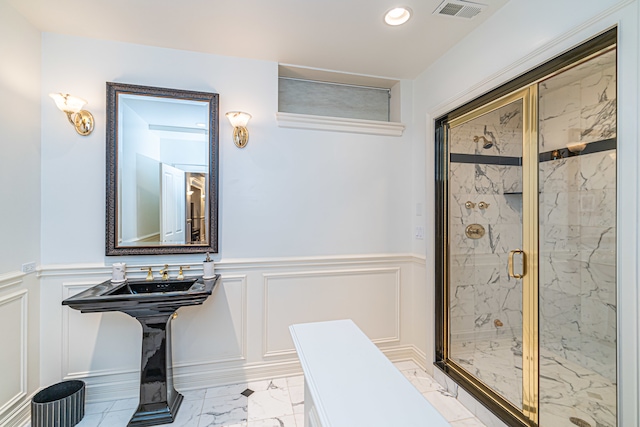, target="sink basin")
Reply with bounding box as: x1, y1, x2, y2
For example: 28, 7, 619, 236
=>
62, 277, 215, 316
62, 275, 219, 427
107, 279, 198, 295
